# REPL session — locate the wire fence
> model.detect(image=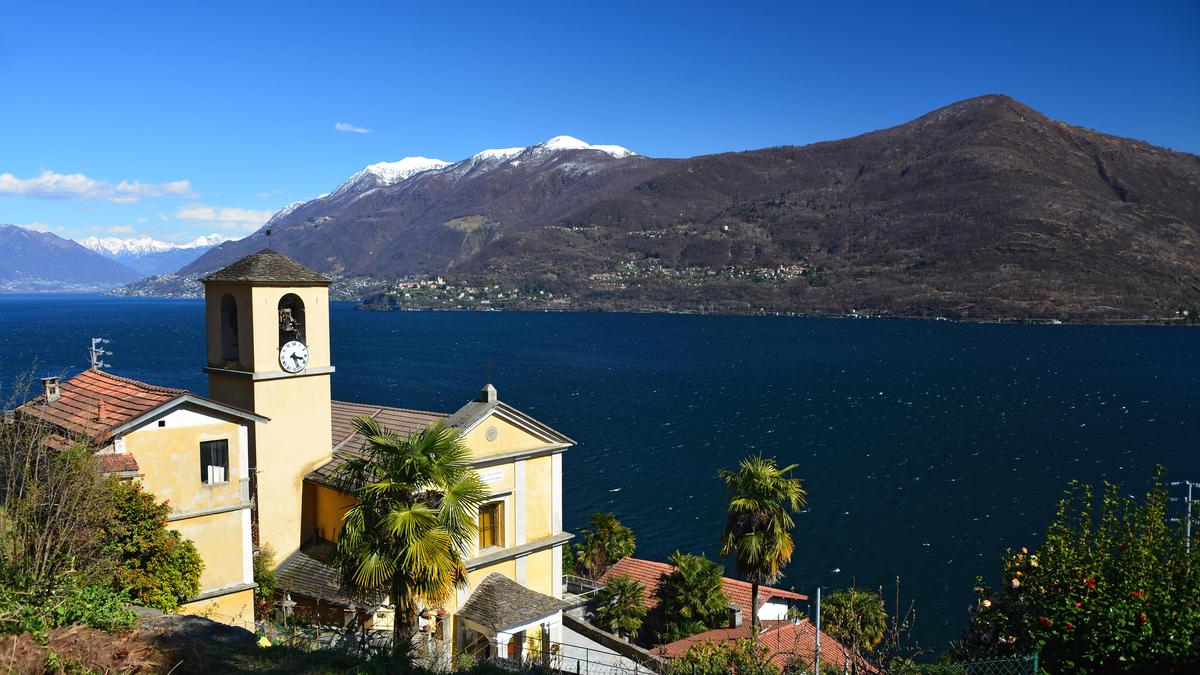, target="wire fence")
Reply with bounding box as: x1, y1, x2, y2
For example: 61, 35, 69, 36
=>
947, 654, 1040, 675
